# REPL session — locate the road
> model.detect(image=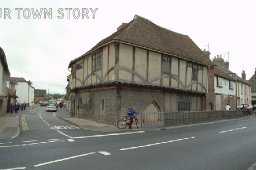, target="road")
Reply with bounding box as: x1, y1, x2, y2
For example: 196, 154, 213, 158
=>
0, 107, 256, 170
